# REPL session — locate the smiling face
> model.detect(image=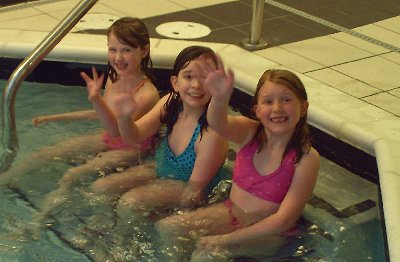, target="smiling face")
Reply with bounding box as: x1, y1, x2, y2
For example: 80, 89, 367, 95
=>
107, 32, 149, 78
254, 80, 308, 136
170, 58, 212, 109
